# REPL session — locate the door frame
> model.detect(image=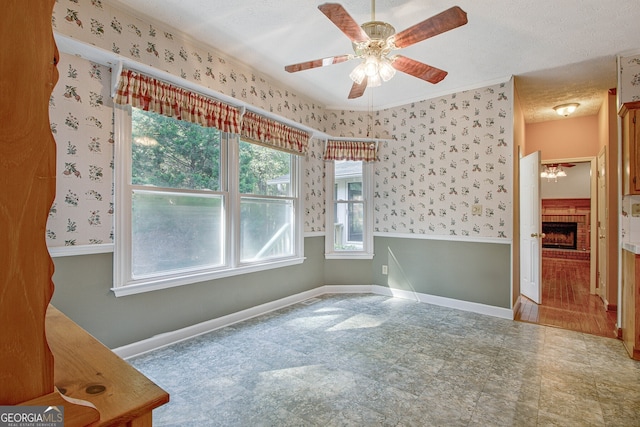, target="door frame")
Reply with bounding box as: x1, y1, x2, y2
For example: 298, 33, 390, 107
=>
542, 156, 597, 294
597, 148, 607, 301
